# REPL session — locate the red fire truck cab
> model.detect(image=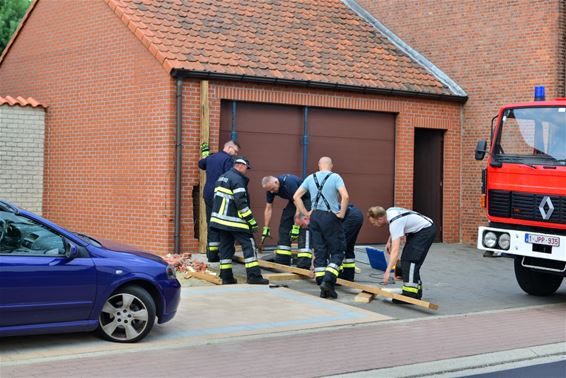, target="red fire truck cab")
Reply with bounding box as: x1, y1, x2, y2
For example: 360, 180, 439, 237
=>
475, 87, 566, 296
